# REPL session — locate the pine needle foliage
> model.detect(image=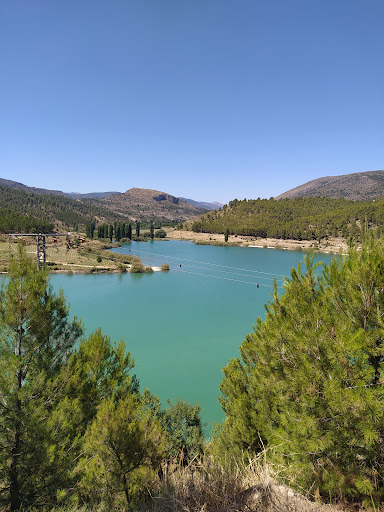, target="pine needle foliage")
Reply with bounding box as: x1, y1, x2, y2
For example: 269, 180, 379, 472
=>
217, 237, 384, 505
77, 395, 165, 511
0, 247, 142, 510
0, 246, 83, 510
